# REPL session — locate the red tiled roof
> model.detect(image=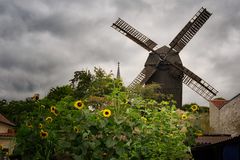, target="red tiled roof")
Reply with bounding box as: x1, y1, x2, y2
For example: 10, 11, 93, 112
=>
0, 114, 15, 126
196, 135, 231, 145
210, 99, 229, 109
